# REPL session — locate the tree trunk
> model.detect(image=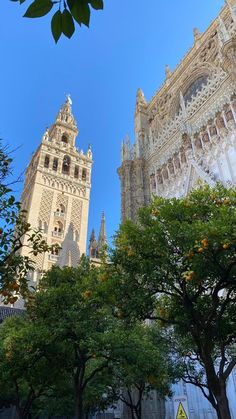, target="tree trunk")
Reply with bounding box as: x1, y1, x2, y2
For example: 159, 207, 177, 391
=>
215, 382, 231, 419
134, 408, 142, 419
75, 391, 84, 419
